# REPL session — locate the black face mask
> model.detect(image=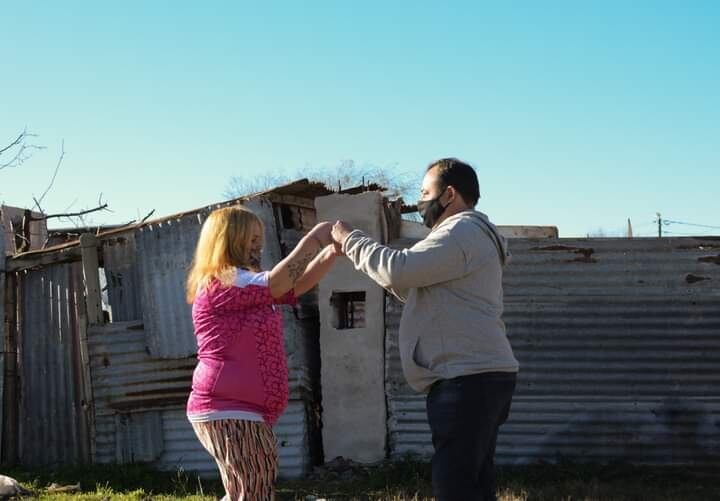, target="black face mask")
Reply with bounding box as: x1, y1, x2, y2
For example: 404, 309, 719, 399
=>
249, 249, 262, 270
417, 187, 448, 228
